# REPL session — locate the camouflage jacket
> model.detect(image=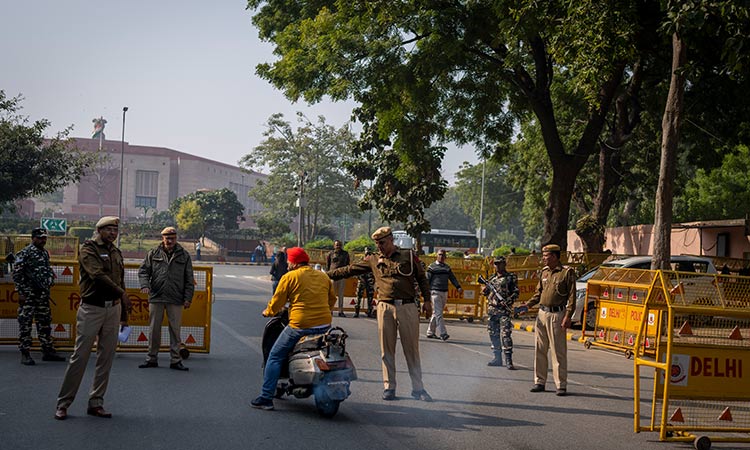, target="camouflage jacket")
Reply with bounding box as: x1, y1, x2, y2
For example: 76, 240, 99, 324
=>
12, 244, 55, 296
483, 271, 519, 316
